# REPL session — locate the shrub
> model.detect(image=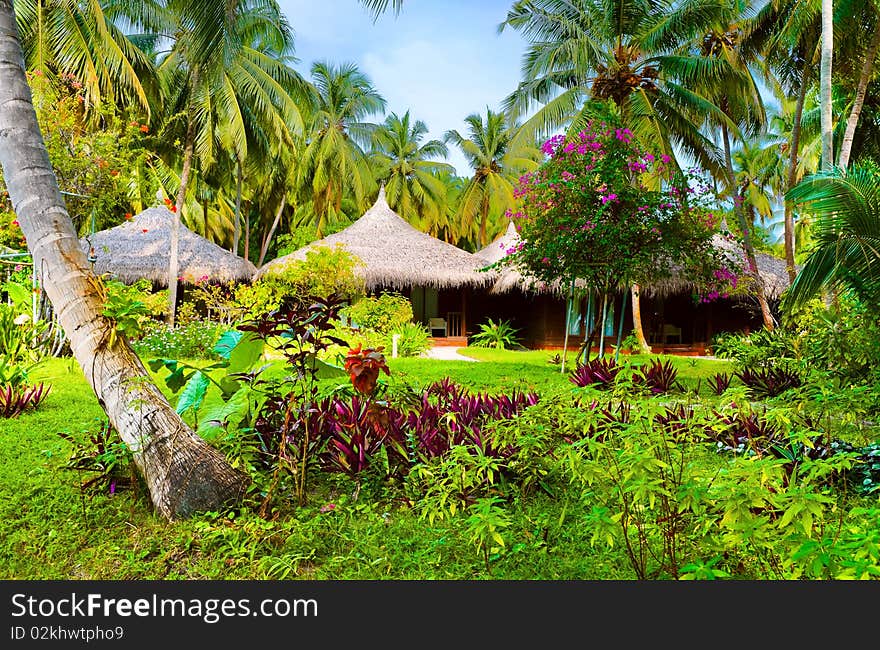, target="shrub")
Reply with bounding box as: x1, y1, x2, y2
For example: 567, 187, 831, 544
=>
569, 357, 621, 389
469, 318, 522, 350
707, 372, 732, 396
102, 278, 166, 341
344, 292, 413, 334
735, 364, 802, 399
633, 359, 680, 395
389, 321, 430, 357
132, 321, 226, 360
0, 382, 50, 418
